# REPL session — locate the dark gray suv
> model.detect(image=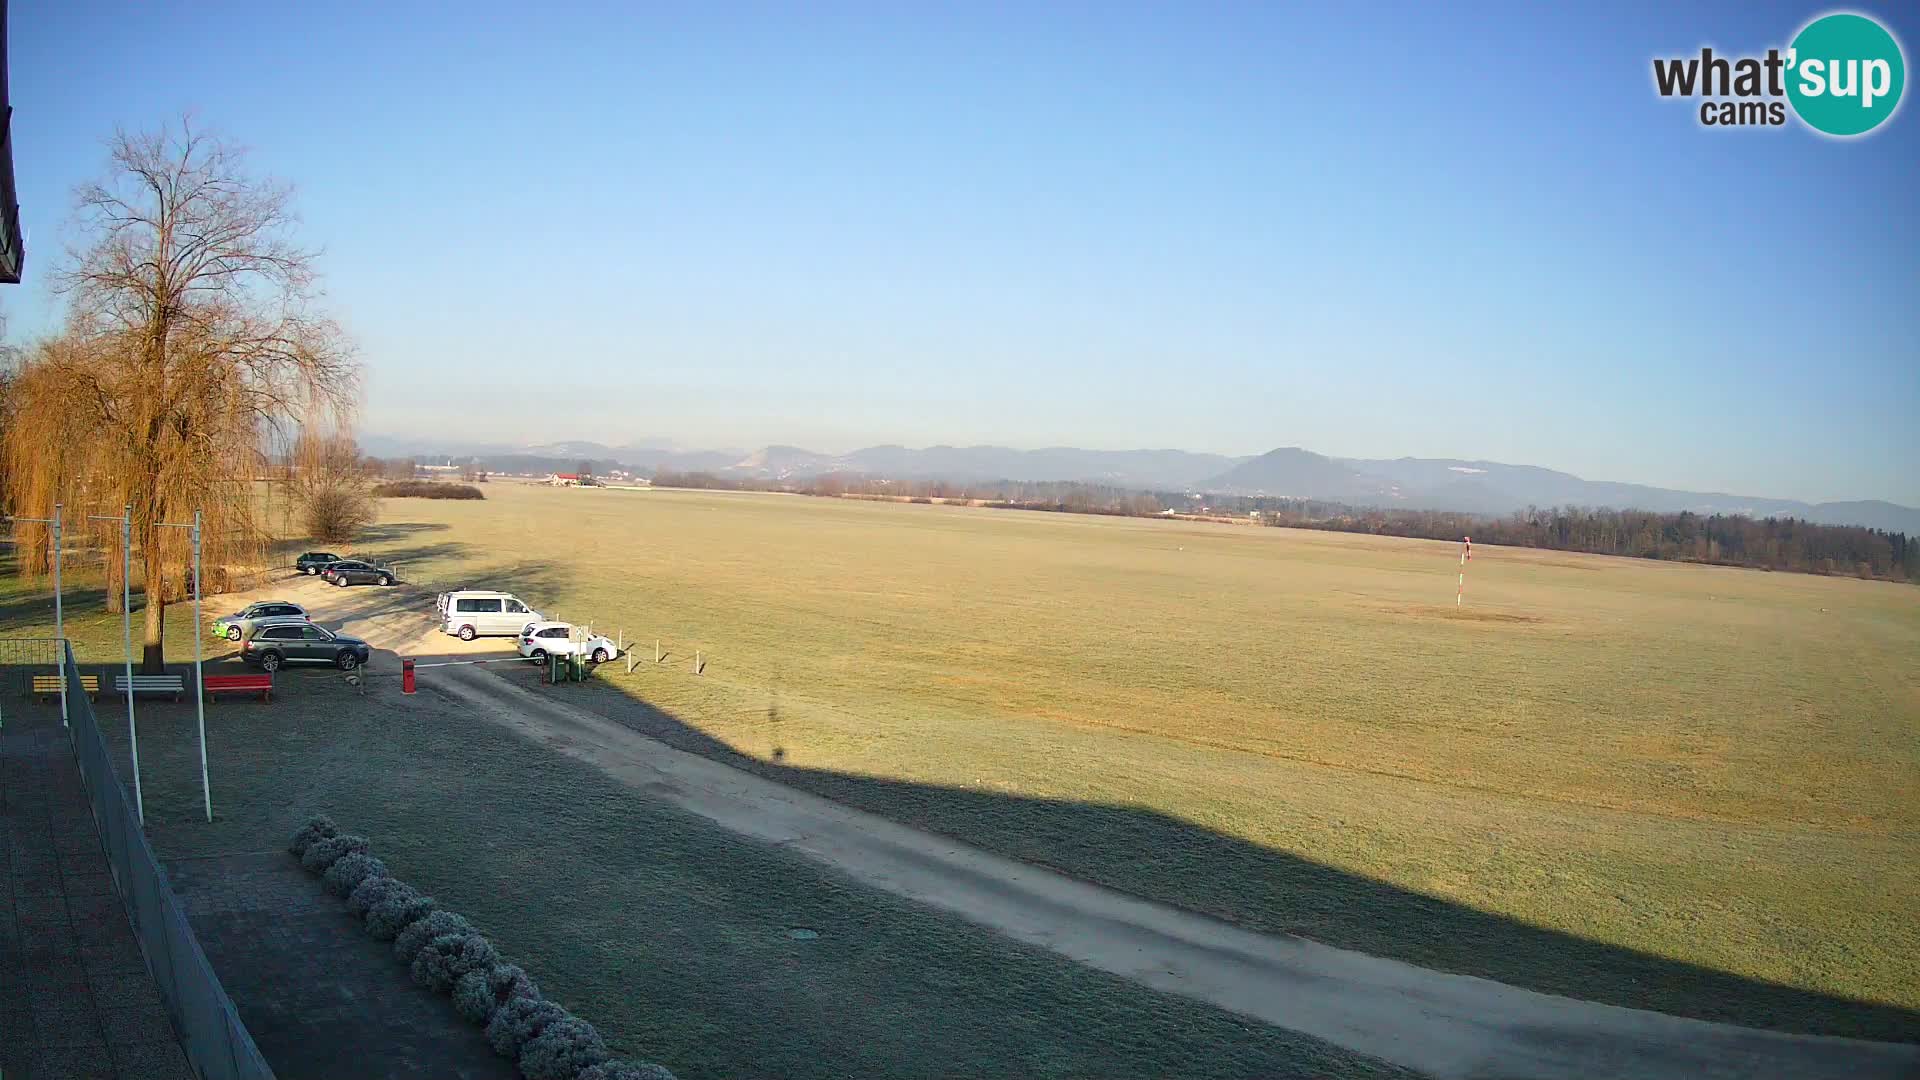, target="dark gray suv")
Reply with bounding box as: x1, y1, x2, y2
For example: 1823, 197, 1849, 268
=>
242, 620, 372, 671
